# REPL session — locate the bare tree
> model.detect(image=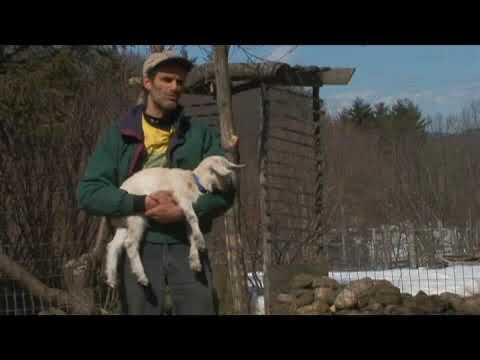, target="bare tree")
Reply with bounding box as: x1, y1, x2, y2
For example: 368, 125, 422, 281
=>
0, 46, 136, 314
